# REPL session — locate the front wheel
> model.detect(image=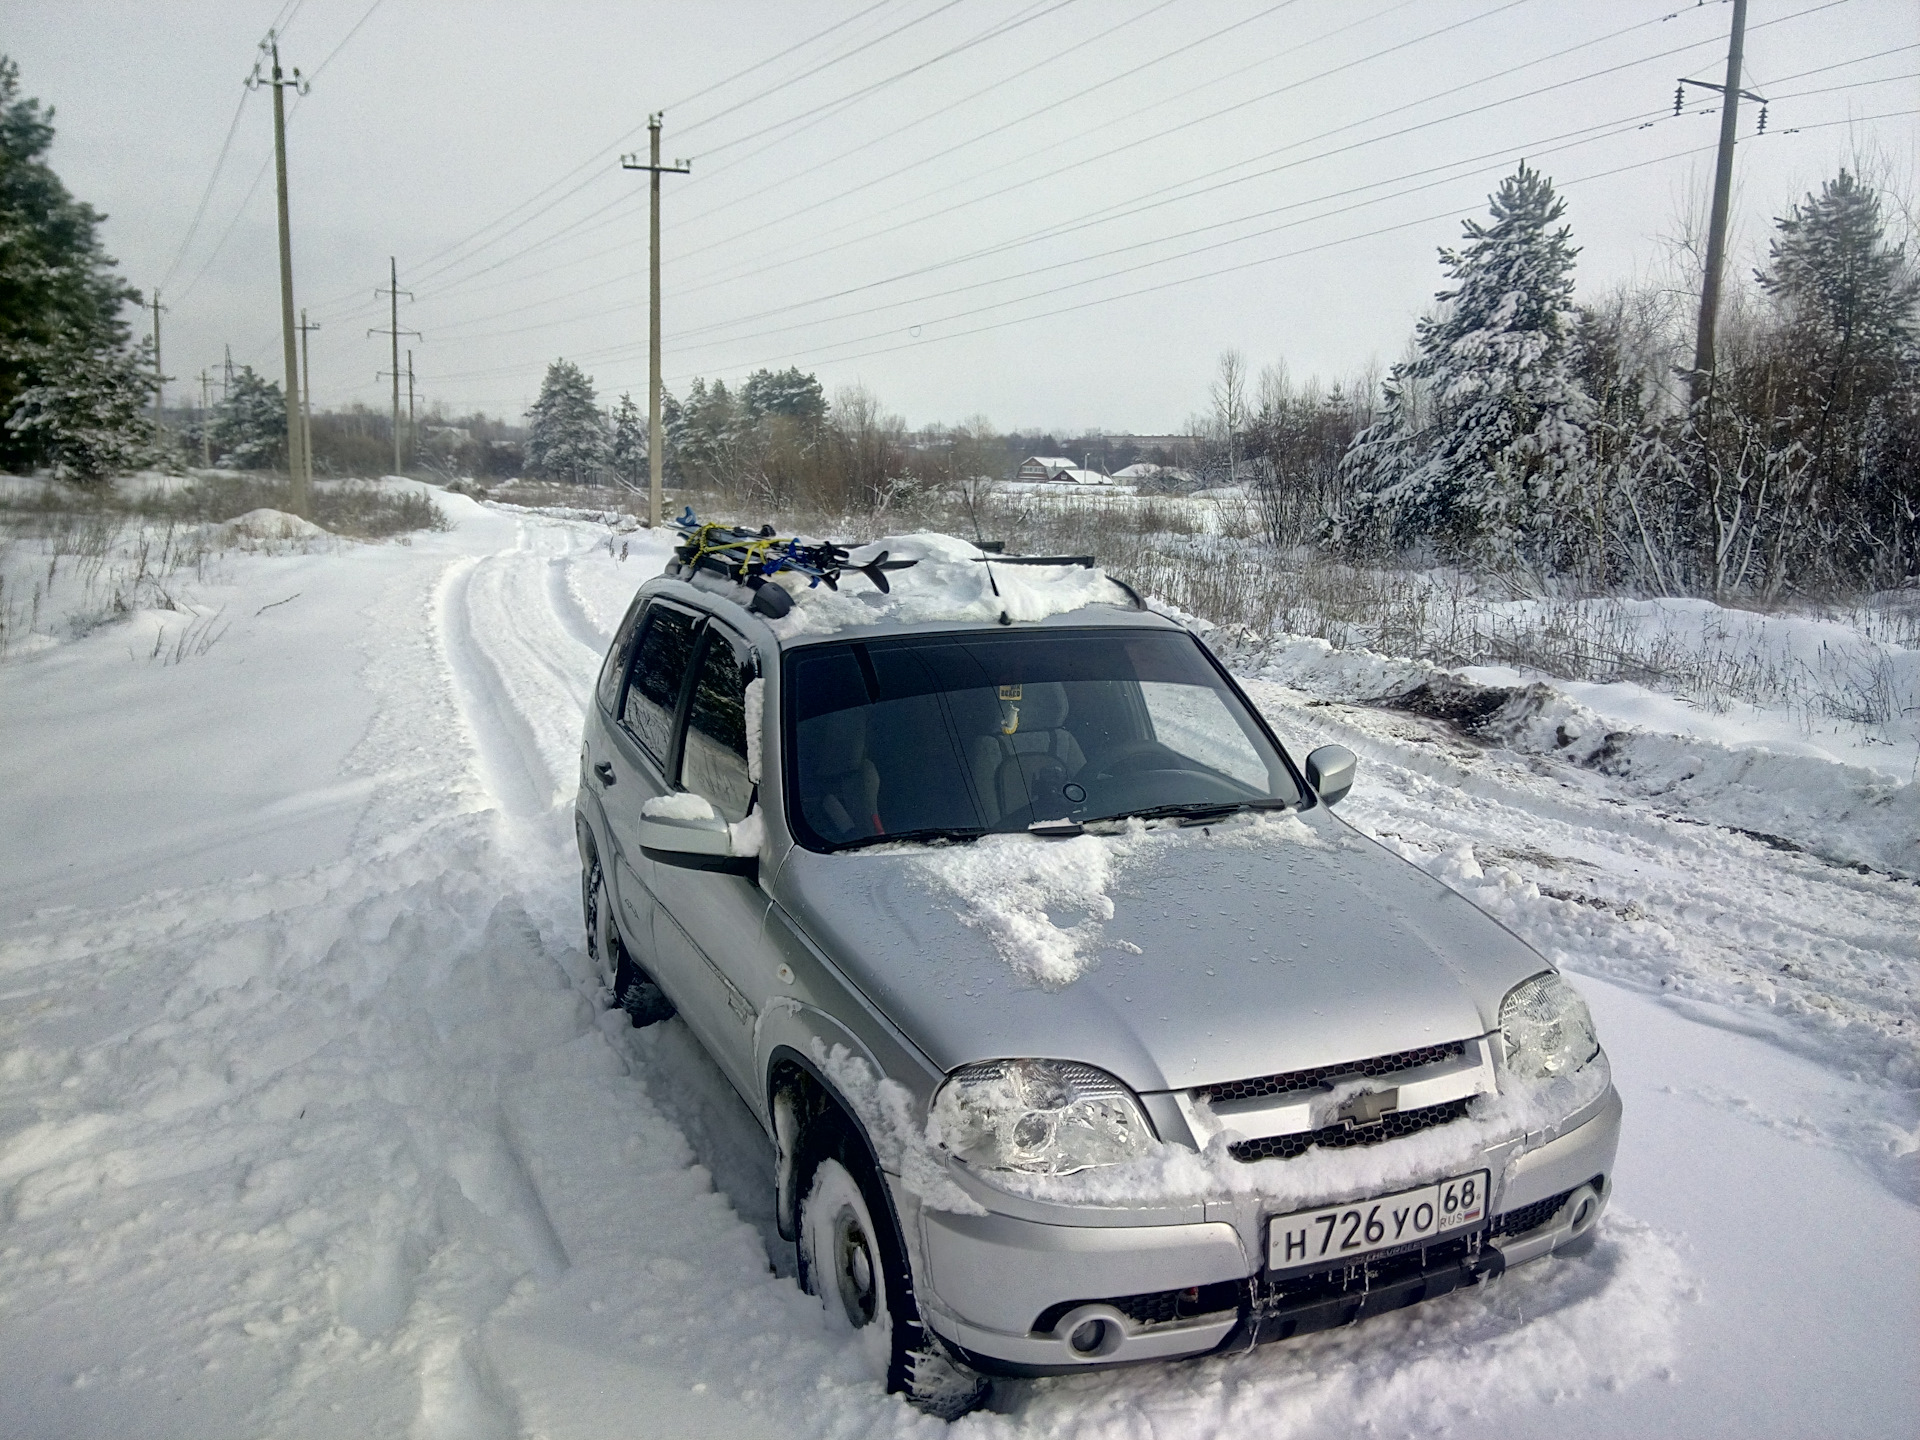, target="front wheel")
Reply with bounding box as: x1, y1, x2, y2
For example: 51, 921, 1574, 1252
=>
795, 1116, 986, 1420
582, 849, 674, 1027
